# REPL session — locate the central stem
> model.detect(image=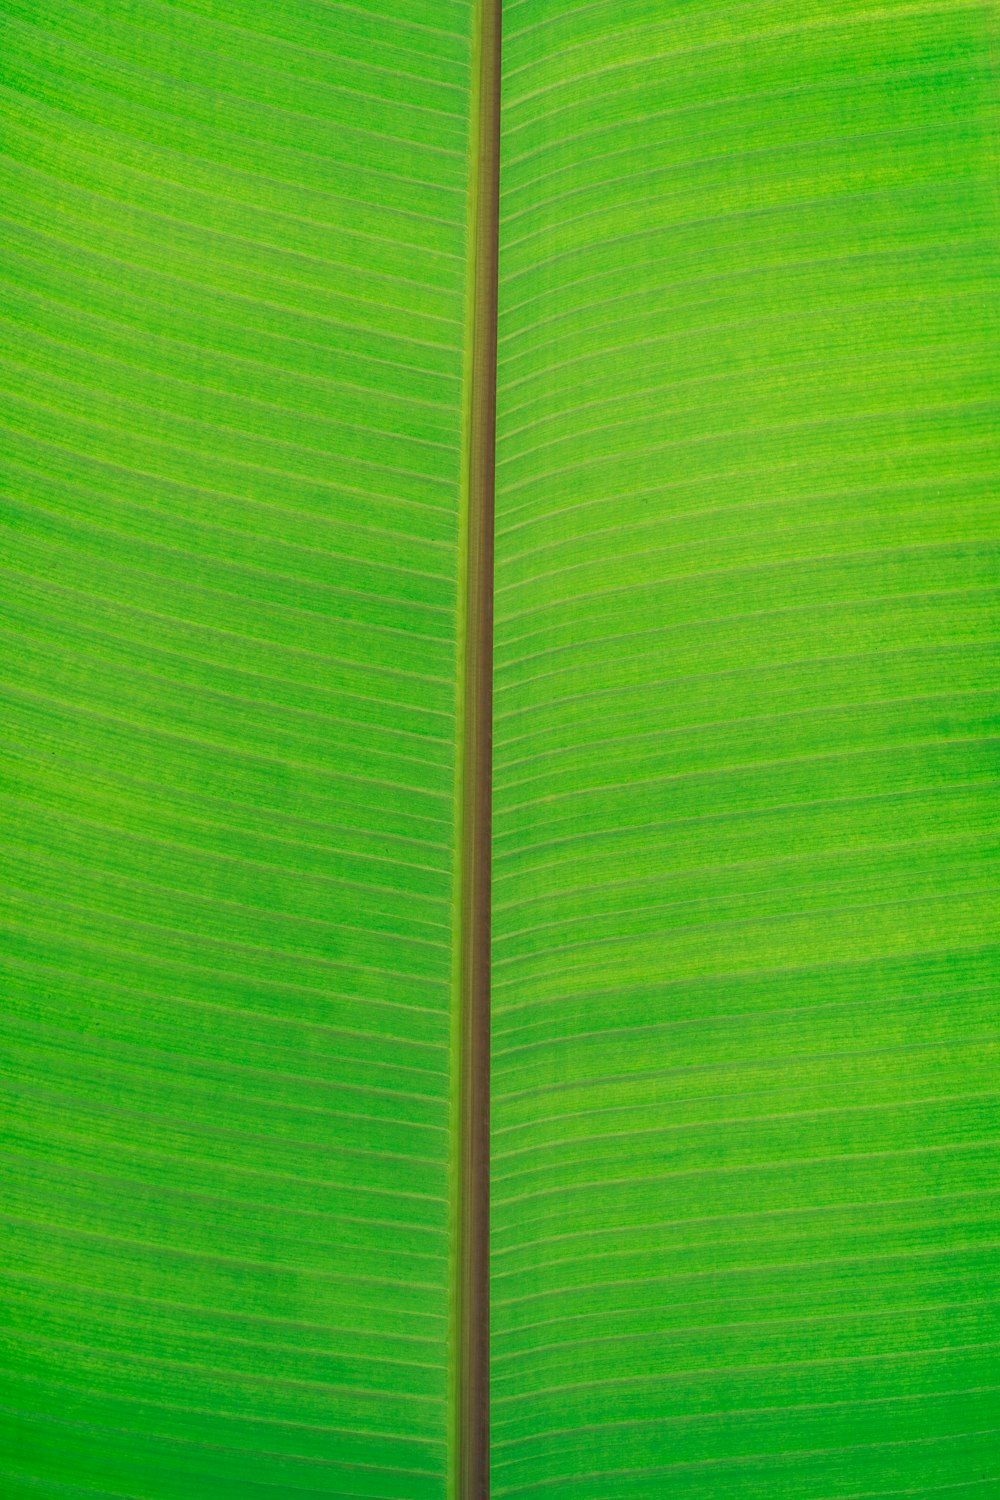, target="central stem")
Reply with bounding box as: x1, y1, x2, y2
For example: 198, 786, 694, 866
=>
452, 0, 500, 1495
